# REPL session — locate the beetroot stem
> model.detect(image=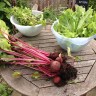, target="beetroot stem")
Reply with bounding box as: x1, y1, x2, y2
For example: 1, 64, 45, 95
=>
1, 58, 48, 63
10, 42, 51, 63
10, 61, 49, 65
7, 33, 50, 56
0, 49, 31, 58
